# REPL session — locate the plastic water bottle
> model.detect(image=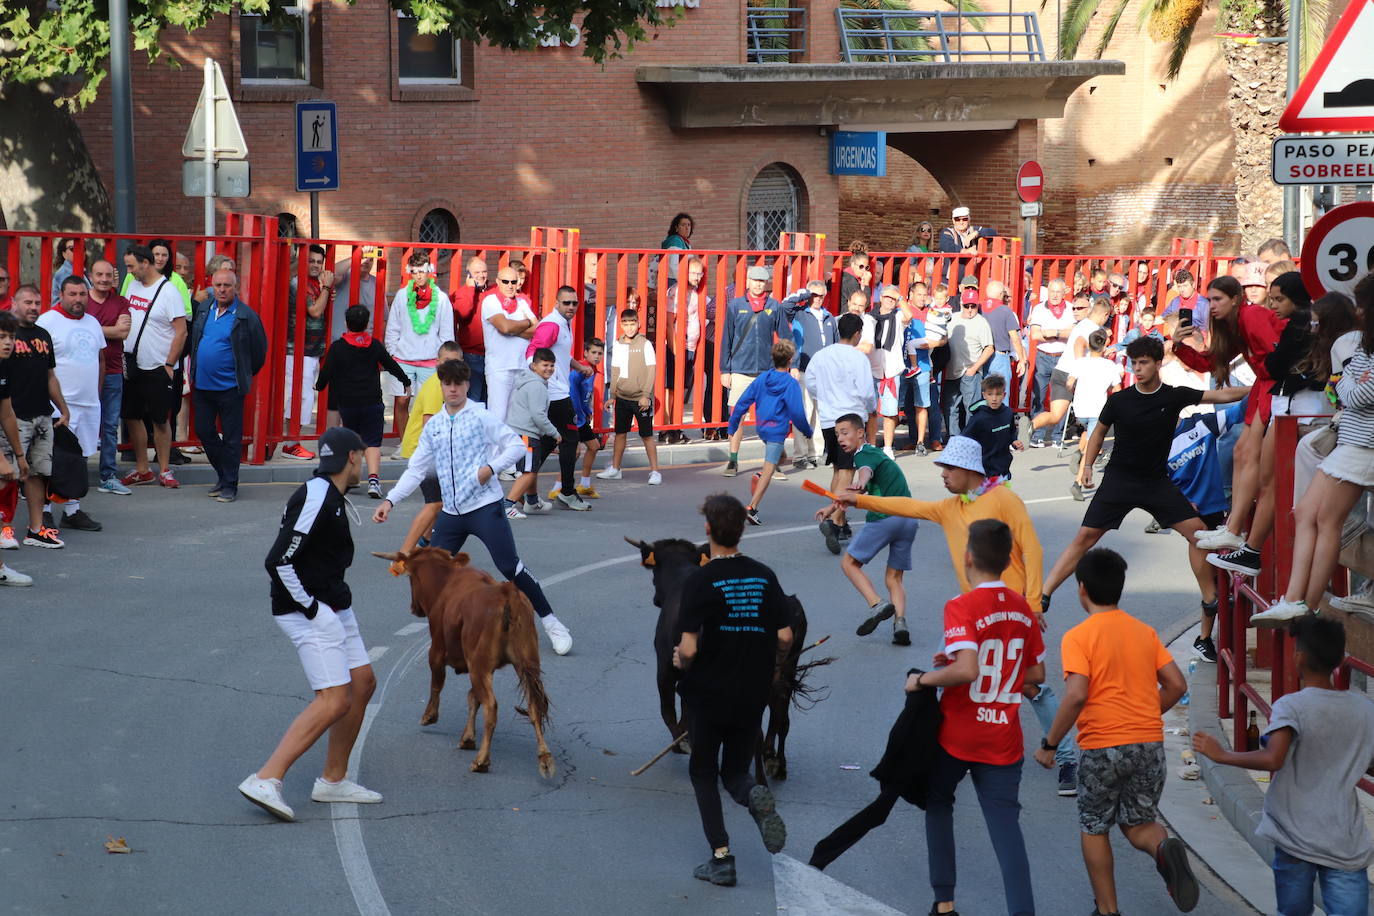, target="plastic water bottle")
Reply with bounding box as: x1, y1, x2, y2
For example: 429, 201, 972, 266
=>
1179, 658, 1198, 707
